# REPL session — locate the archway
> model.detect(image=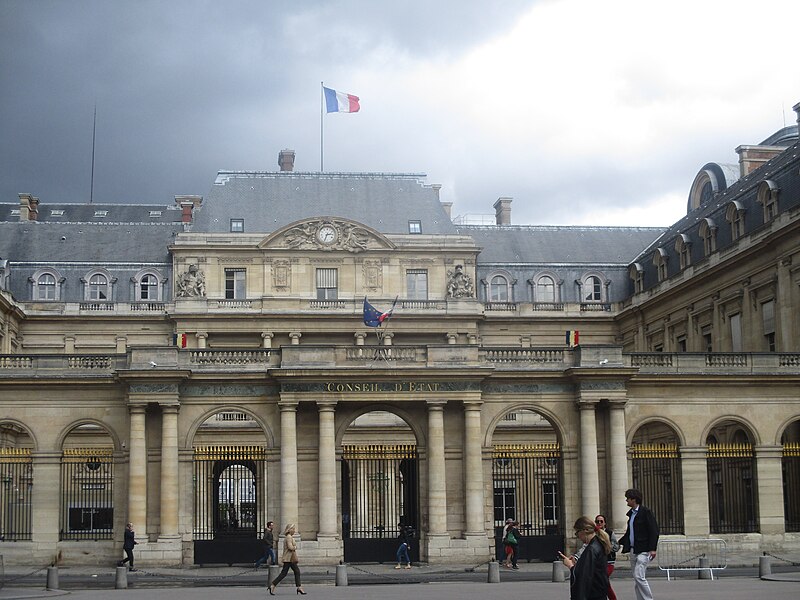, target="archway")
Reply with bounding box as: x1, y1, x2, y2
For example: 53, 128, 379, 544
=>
191, 409, 269, 565
490, 408, 561, 562
340, 410, 418, 563
781, 420, 800, 532
706, 420, 758, 533
630, 421, 684, 534
0, 422, 35, 541
60, 422, 116, 541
